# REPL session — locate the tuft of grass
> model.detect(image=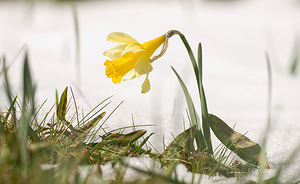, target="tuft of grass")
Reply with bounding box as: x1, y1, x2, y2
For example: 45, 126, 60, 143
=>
1, 48, 256, 184
0, 50, 158, 183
